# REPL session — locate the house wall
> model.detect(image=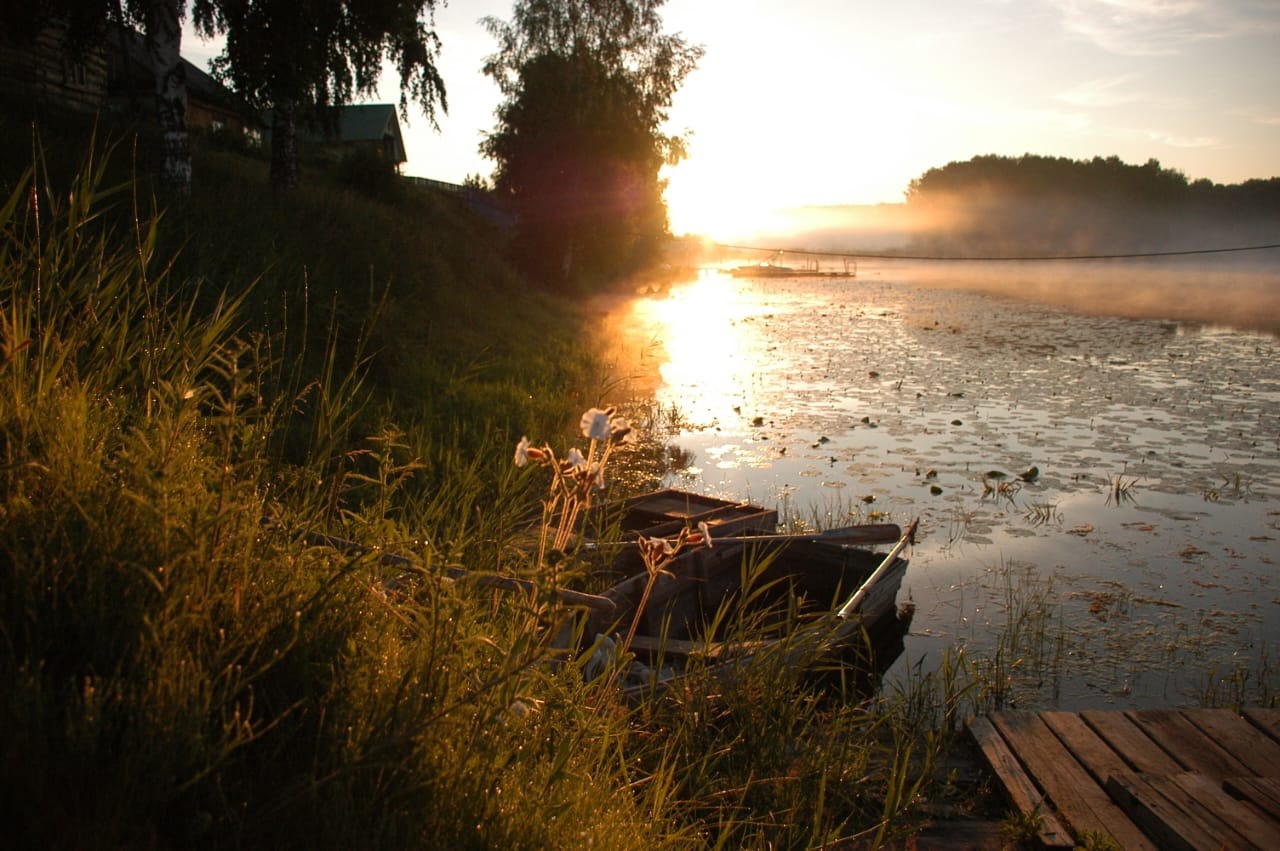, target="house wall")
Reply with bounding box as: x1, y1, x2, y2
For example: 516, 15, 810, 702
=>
0, 19, 107, 112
